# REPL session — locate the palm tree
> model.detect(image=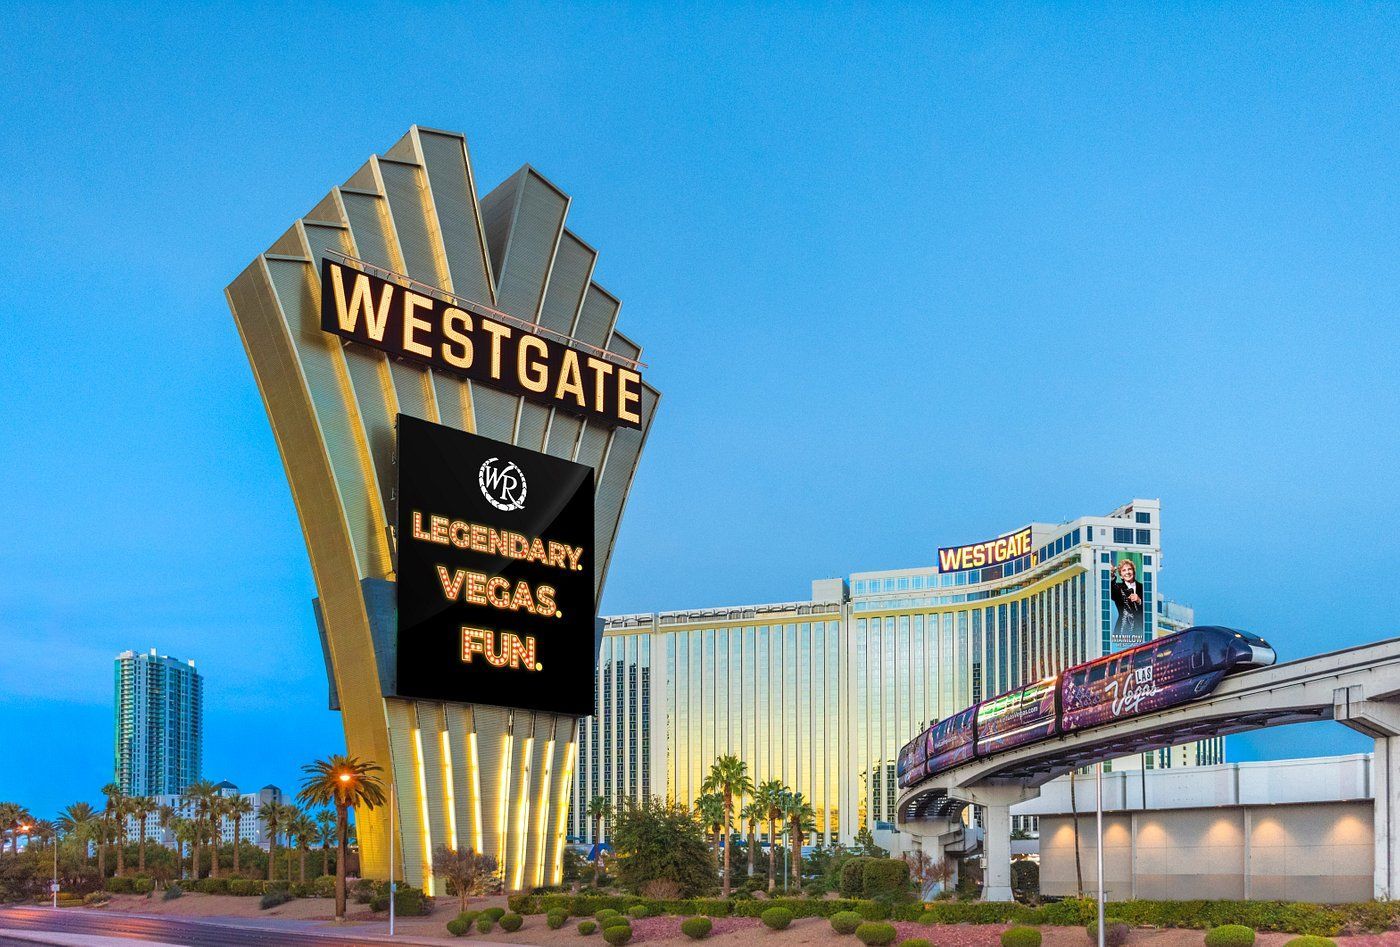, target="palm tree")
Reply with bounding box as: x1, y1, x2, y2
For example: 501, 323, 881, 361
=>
100, 783, 125, 877
57, 802, 97, 867
701, 755, 753, 897
0, 803, 19, 856
755, 779, 787, 893
291, 811, 317, 882
129, 797, 156, 873
740, 800, 763, 878
297, 755, 387, 919
586, 796, 612, 886
782, 791, 816, 887
225, 795, 253, 876
315, 810, 336, 878
259, 801, 295, 882
170, 817, 196, 879
31, 819, 55, 852
182, 780, 219, 879
694, 793, 725, 866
